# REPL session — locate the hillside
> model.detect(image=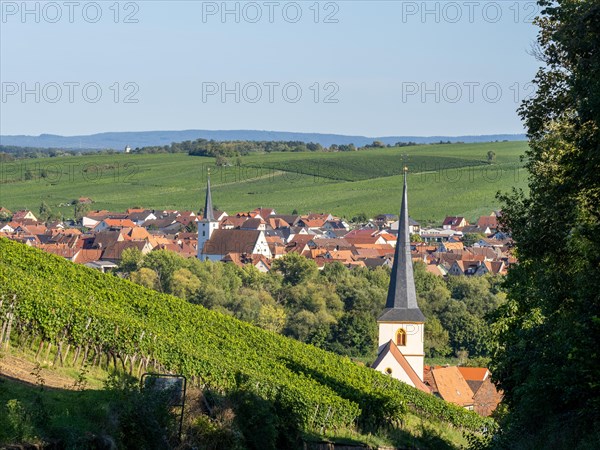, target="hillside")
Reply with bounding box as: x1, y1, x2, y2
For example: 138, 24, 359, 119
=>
0, 239, 493, 448
0, 141, 528, 222
0, 130, 527, 150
